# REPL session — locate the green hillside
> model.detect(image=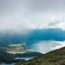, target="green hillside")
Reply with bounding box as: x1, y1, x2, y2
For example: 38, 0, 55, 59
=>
15, 47, 65, 65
